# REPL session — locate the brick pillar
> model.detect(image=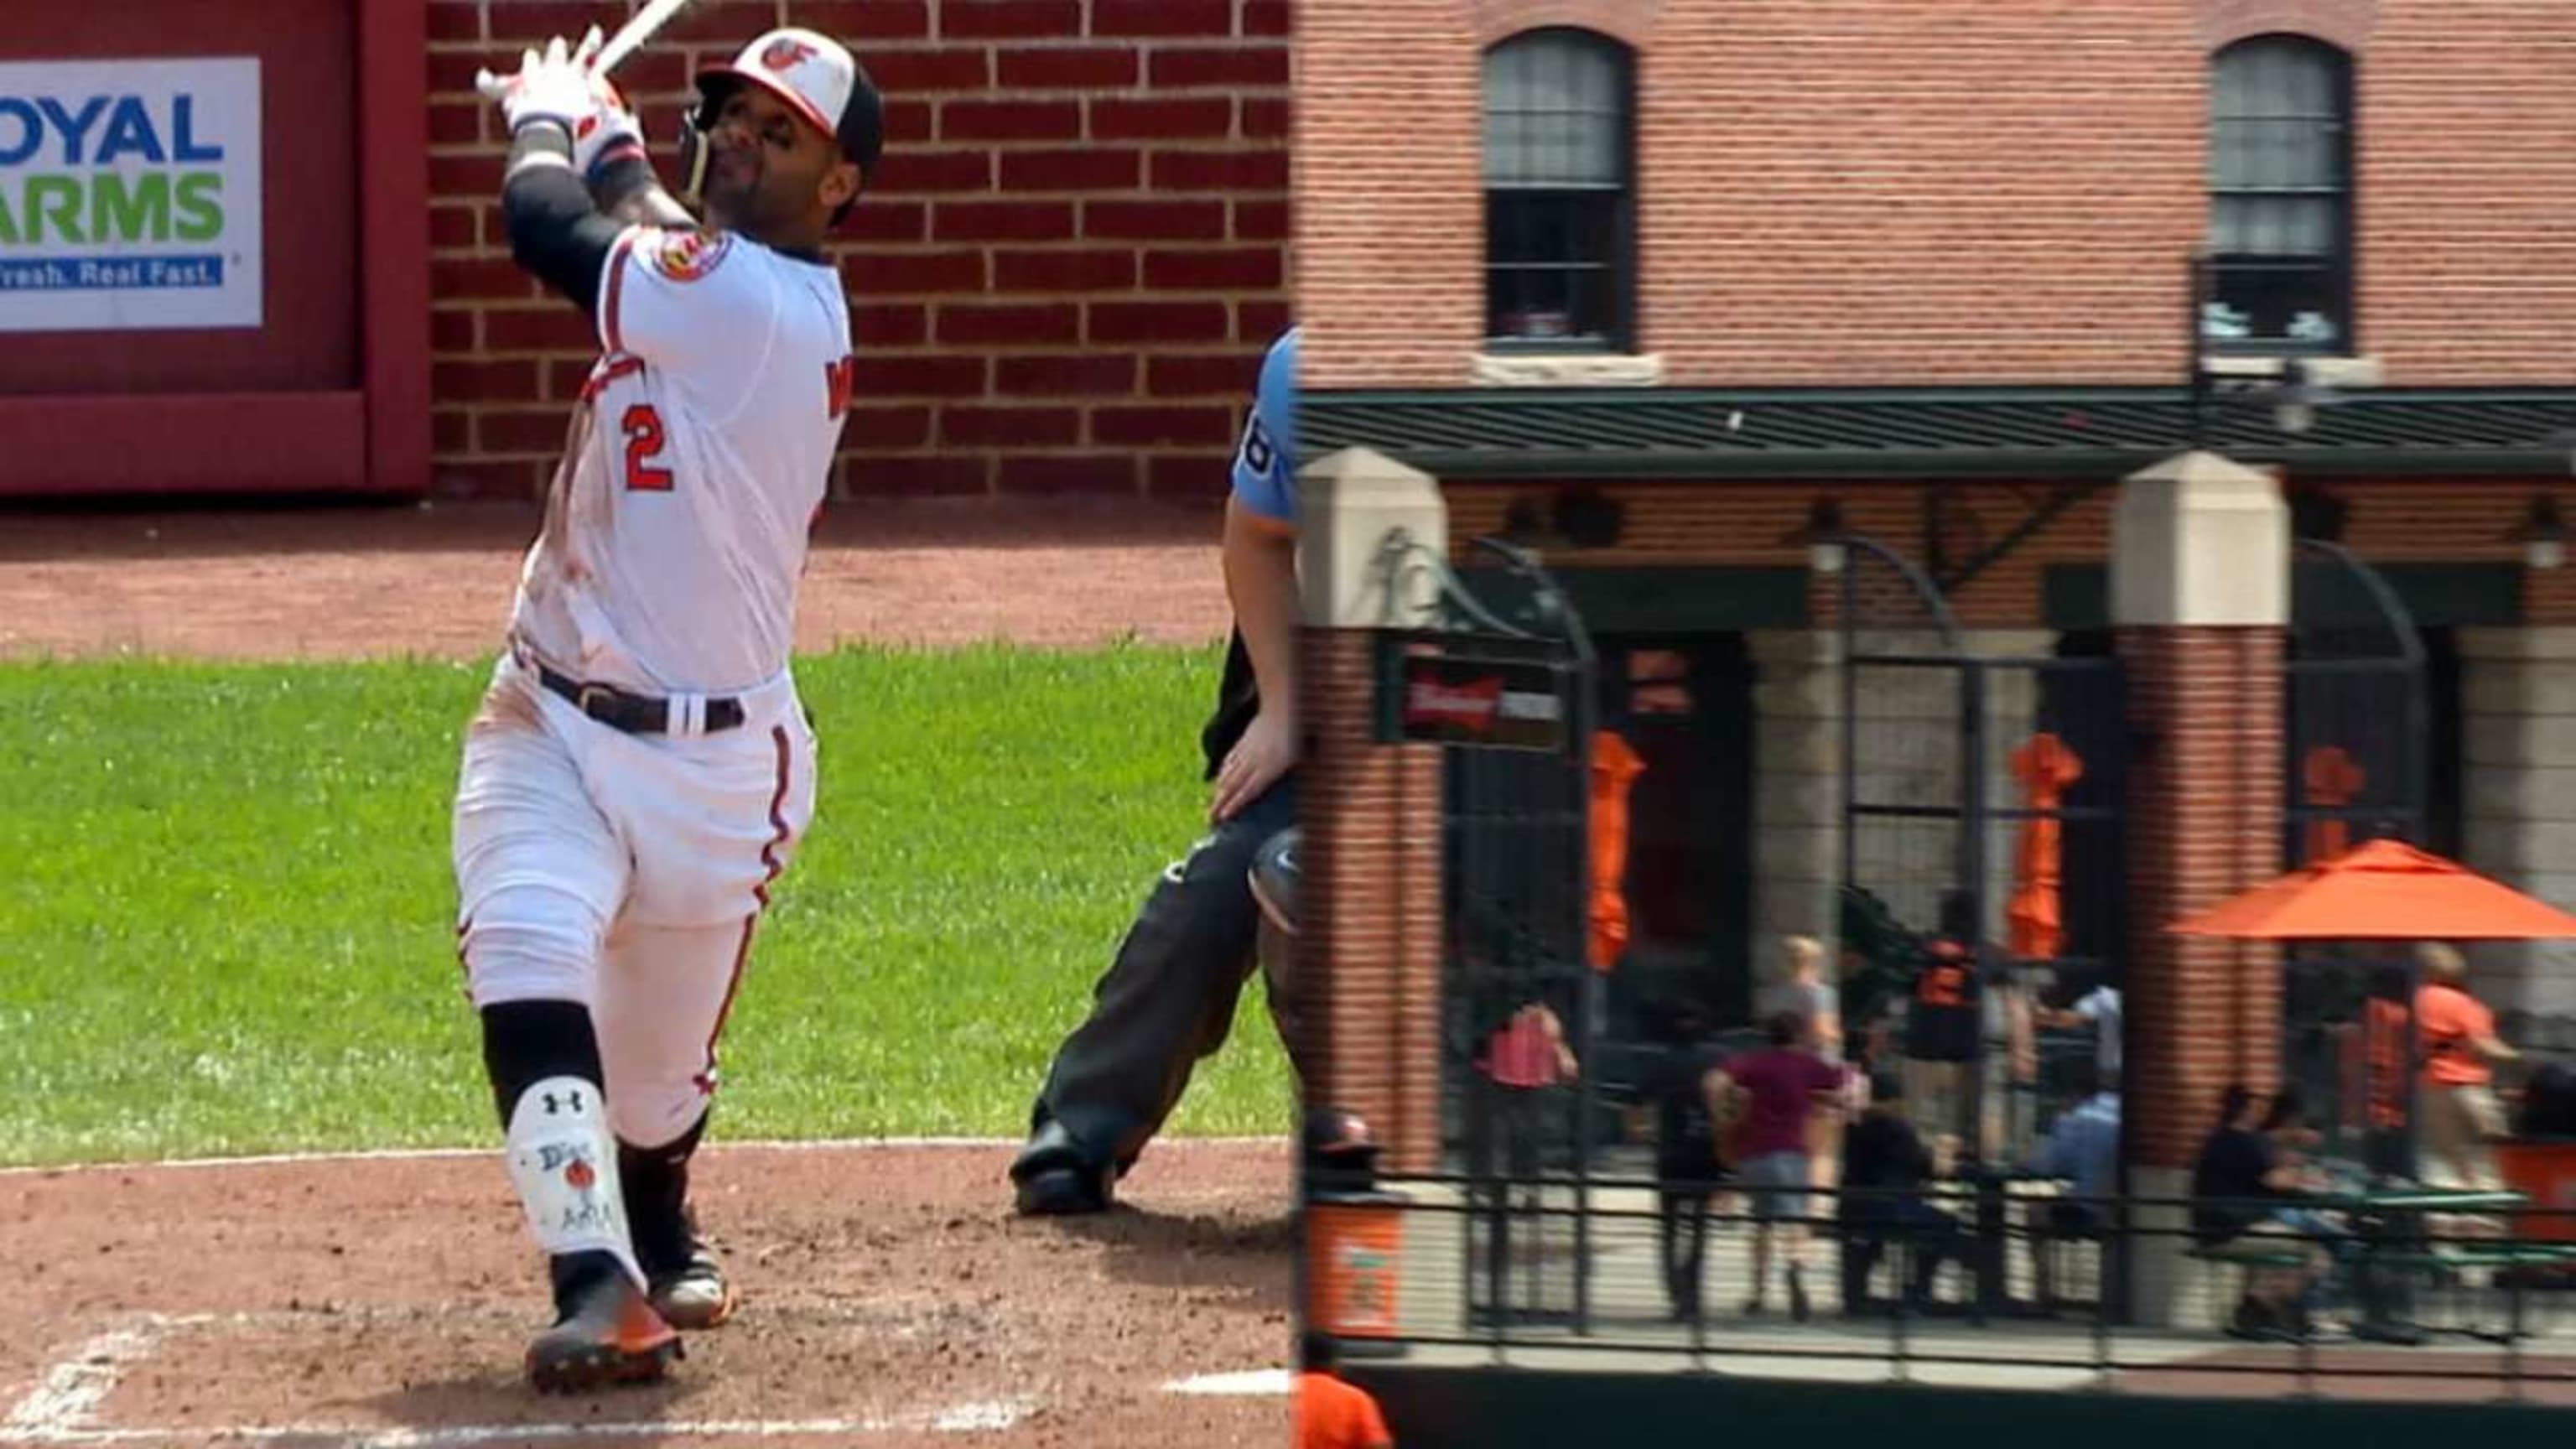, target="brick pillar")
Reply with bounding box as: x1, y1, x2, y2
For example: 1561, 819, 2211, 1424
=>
1298, 447, 1449, 1177
1746, 628, 1841, 969
2111, 449, 2288, 1327
2459, 626, 2576, 1019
